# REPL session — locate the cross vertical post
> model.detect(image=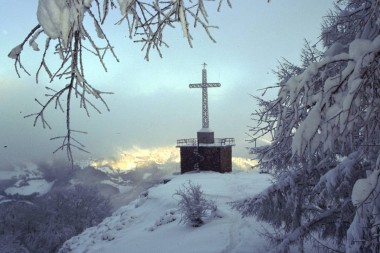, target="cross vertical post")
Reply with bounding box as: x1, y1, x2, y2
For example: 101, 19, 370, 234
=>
177, 64, 234, 174
189, 63, 221, 129
202, 65, 209, 128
